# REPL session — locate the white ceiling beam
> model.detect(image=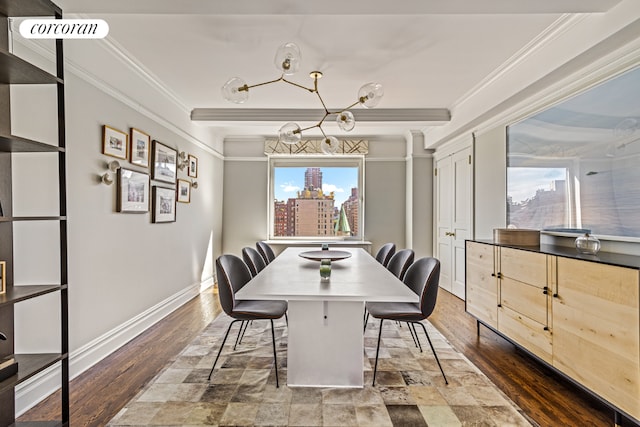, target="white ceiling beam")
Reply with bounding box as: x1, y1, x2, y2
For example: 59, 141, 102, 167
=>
191, 108, 450, 123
